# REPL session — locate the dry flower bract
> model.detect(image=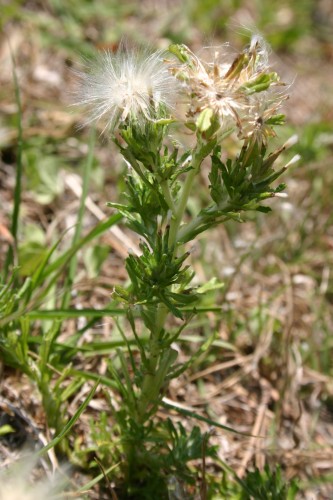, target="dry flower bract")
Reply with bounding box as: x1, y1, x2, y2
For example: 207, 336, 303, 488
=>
170, 35, 286, 140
